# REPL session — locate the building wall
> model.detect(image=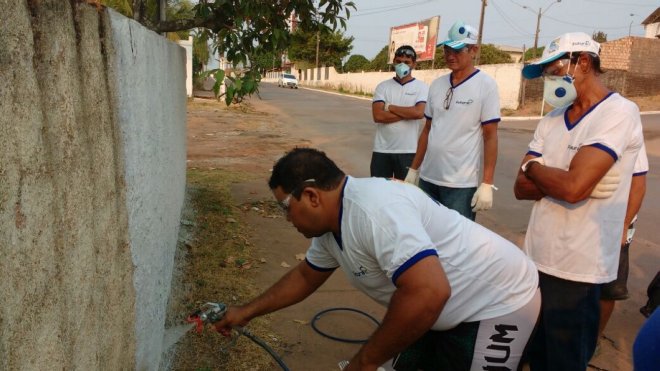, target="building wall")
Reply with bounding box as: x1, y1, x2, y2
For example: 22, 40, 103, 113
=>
267, 64, 524, 110
0, 3, 186, 370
